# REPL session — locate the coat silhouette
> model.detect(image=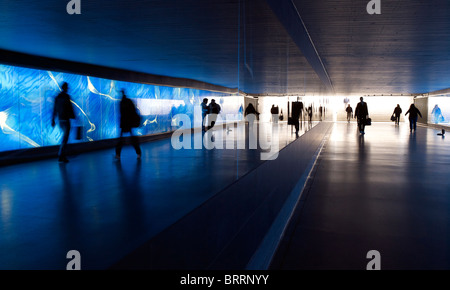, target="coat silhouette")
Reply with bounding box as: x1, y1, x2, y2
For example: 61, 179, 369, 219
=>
115, 90, 142, 159
52, 82, 75, 163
